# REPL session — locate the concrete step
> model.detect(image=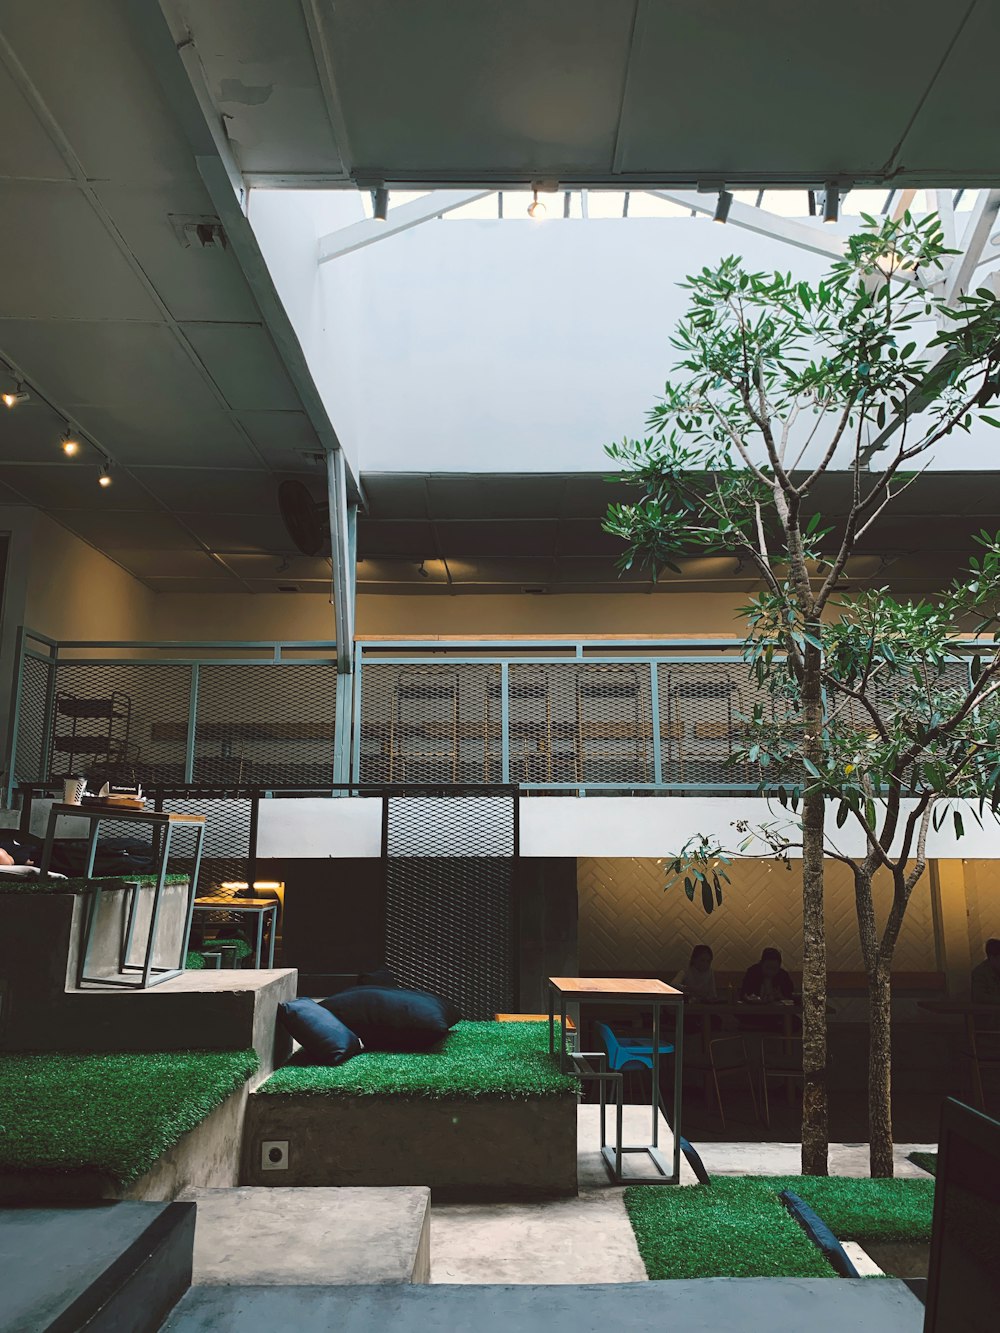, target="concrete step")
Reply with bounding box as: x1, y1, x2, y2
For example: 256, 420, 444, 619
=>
180, 1187, 430, 1286
162, 1278, 925, 1332
0, 1200, 194, 1333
